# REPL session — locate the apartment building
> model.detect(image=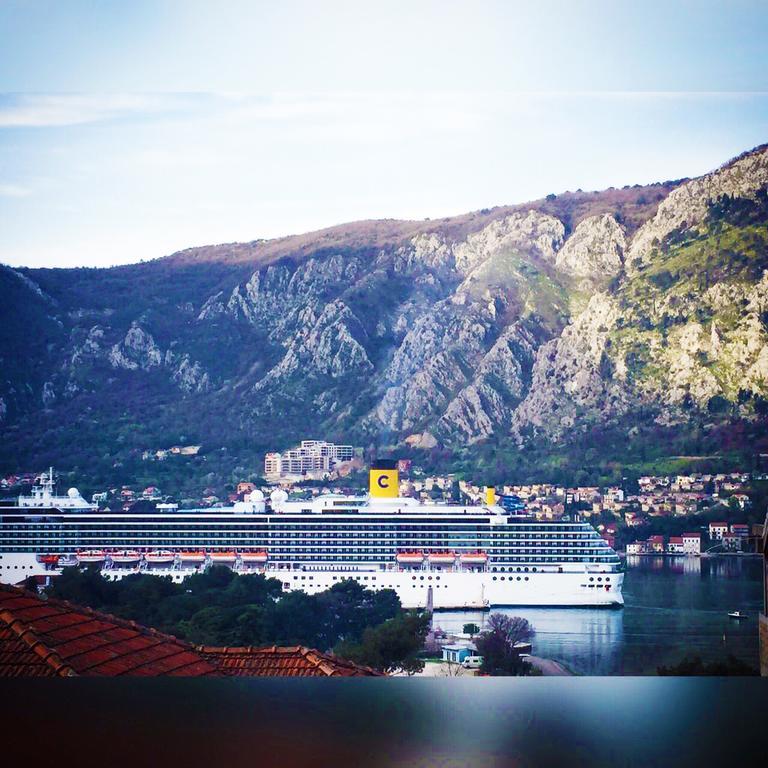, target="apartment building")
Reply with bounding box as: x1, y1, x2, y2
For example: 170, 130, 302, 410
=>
264, 441, 356, 479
